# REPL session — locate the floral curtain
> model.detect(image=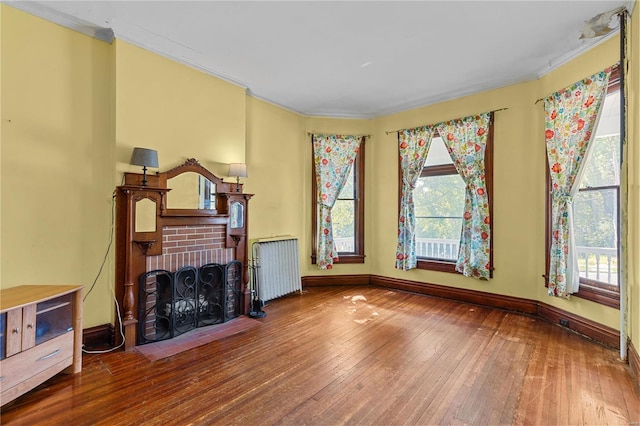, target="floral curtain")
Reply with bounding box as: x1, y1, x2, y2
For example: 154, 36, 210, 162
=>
436, 113, 492, 279
313, 134, 361, 269
544, 68, 611, 297
395, 126, 434, 270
